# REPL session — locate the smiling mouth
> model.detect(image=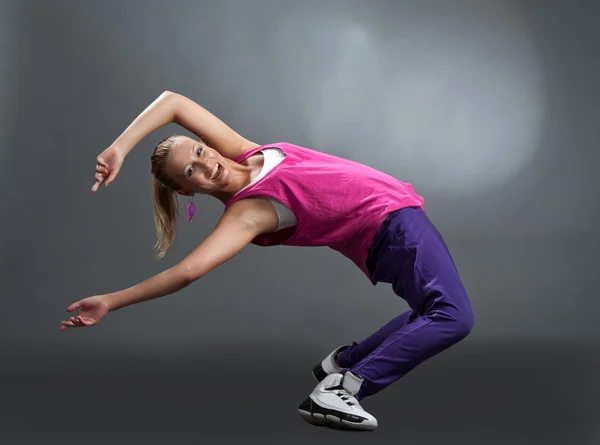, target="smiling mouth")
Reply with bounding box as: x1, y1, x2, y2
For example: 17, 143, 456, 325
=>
210, 163, 224, 180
